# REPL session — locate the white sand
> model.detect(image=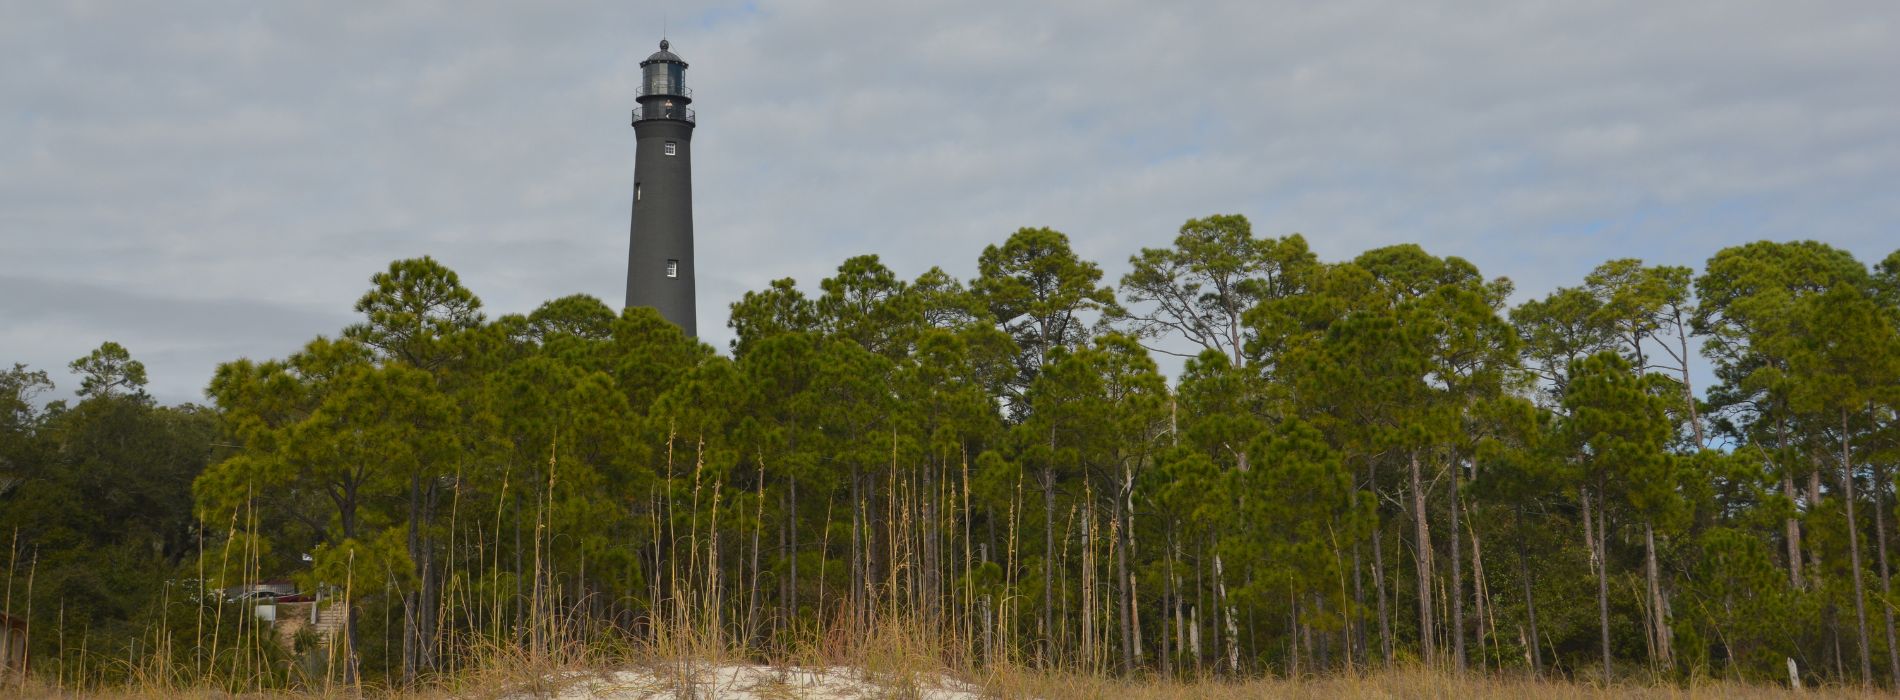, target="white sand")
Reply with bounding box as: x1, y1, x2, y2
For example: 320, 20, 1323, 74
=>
536, 663, 987, 699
